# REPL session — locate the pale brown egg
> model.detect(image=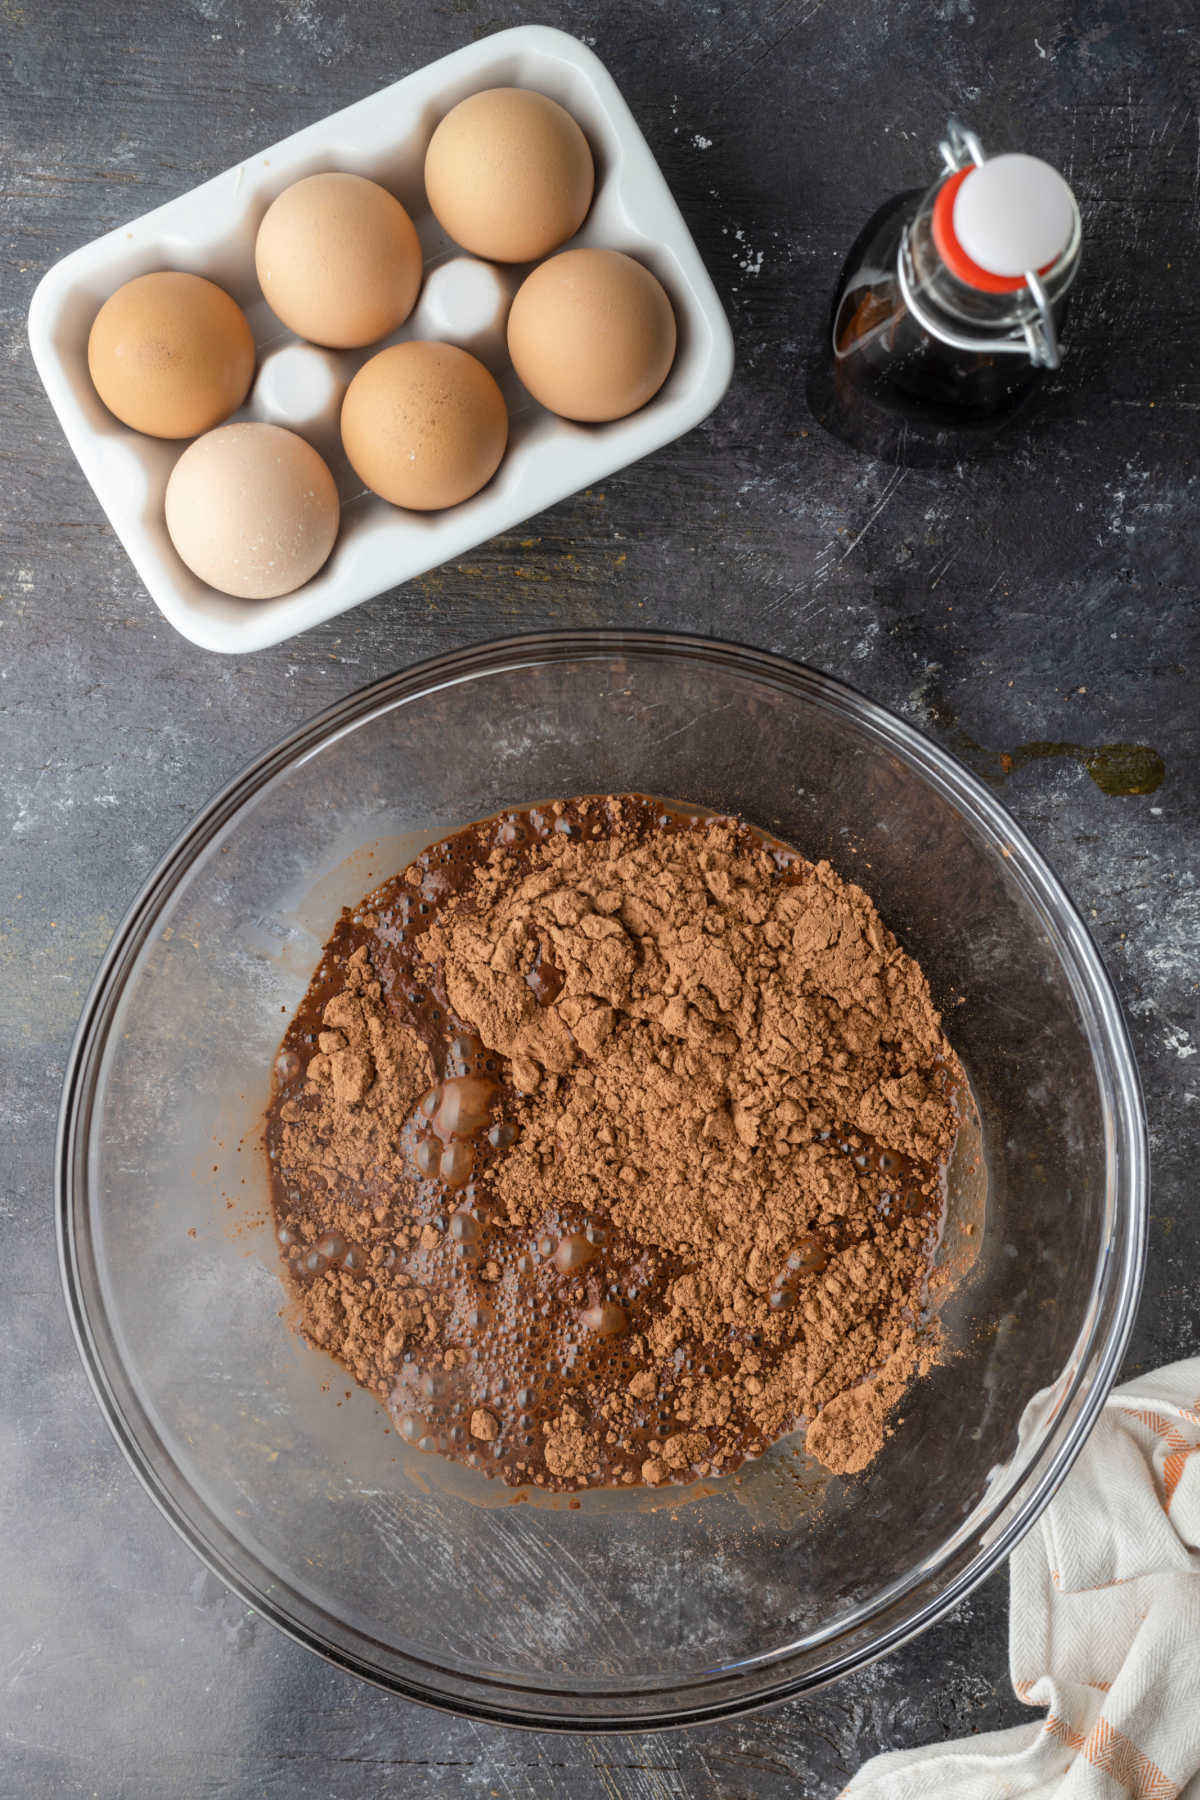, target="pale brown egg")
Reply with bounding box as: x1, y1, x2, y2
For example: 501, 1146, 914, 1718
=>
507, 248, 677, 422
255, 172, 422, 348
340, 341, 508, 511
87, 271, 255, 439
165, 422, 339, 599
424, 87, 594, 264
